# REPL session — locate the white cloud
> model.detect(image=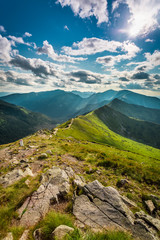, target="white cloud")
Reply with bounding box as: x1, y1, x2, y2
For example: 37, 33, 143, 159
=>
145, 50, 160, 67
8, 35, 32, 46
57, 0, 108, 25
62, 38, 140, 60
37, 40, 87, 63
126, 0, 160, 37
0, 25, 6, 33
23, 32, 32, 37
112, 0, 123, 12
145, 39, 154, 43
0, 34, 12, 62
96, 40, 140, 67
64, 25, 69, 30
